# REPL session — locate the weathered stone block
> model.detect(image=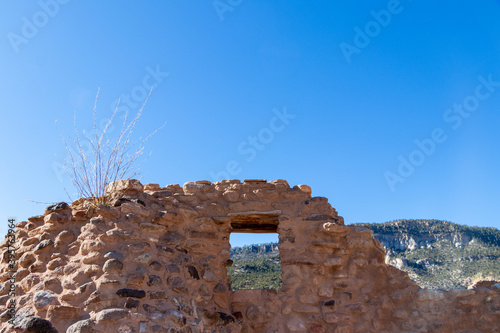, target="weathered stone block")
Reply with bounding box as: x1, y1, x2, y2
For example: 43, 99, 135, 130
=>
66, 319, 96, 333
33, 239, 53, 253
33, 291, 58, 311
106, 179, 143, 193
96, 308, 129, 322
103, 259, 124, 273
121, 202, 150, 218
134, 252, 153, 264
47, 305, 81, 320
